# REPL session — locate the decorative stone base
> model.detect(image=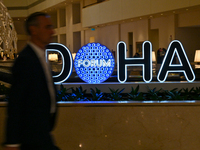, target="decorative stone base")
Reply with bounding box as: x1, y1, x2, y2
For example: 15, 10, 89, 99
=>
1, 101, 200, 149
